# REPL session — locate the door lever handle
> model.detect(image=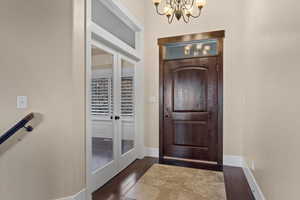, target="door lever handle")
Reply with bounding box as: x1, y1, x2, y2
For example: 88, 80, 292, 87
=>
114, 116, 120, 120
